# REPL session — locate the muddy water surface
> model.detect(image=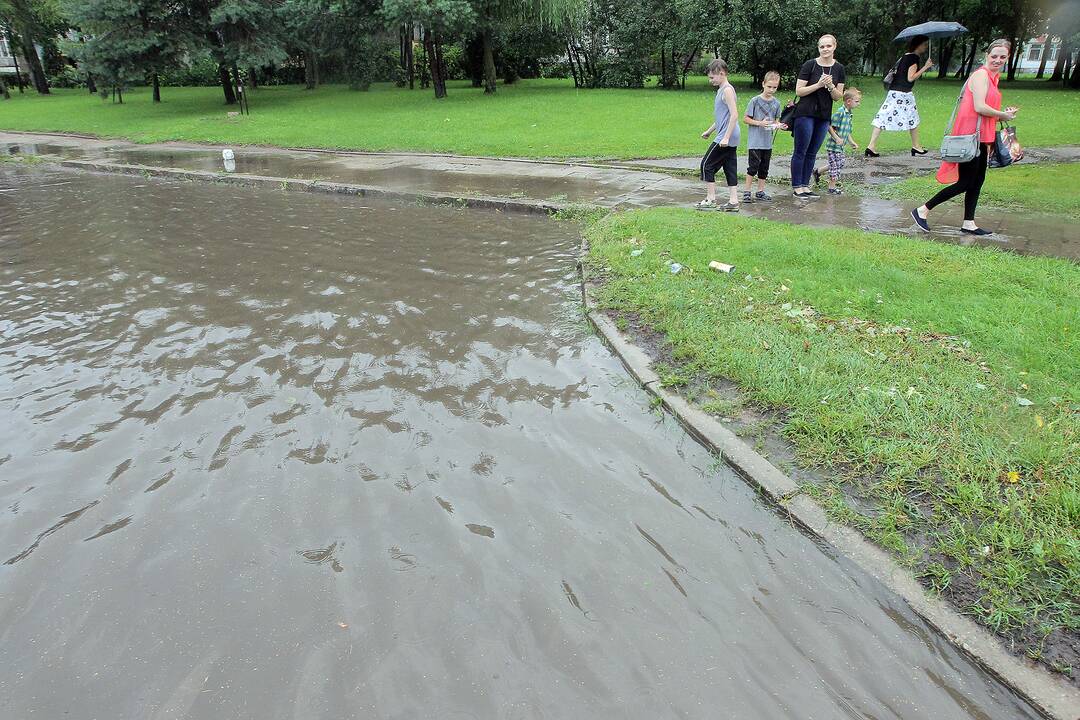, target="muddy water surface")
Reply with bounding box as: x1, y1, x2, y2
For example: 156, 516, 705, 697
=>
0, 167, 1041, 719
